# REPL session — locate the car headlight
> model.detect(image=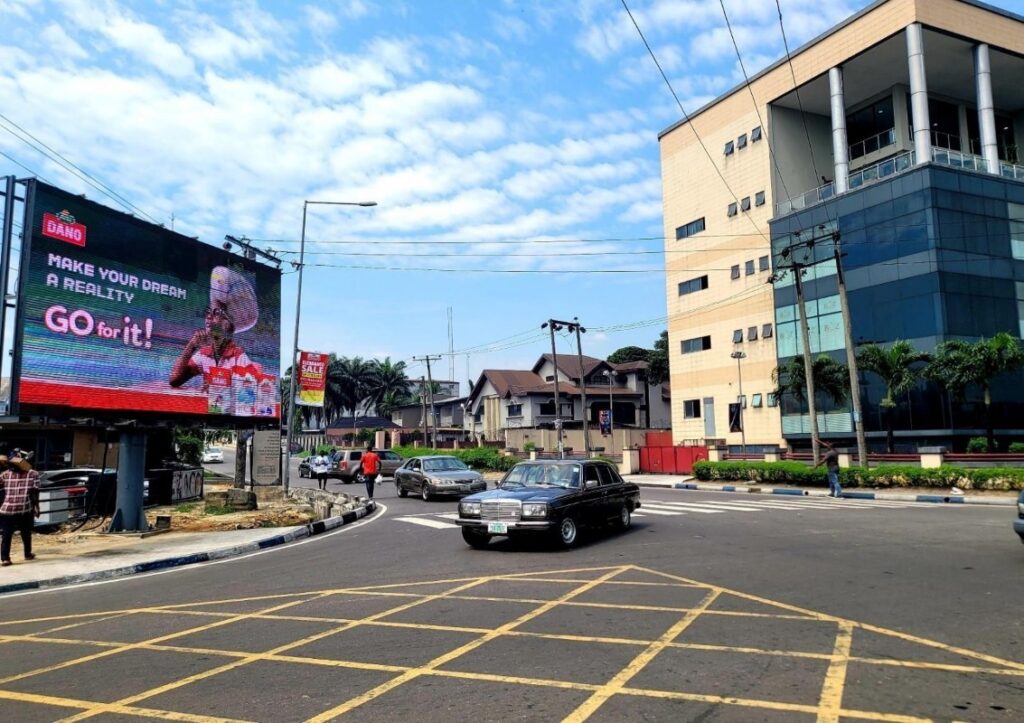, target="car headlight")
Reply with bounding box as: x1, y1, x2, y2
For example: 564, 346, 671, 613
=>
460, 501, 481, 516
522, 503, 548, 518
430, 477, 451, 486
1018, 502, 1024, 517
